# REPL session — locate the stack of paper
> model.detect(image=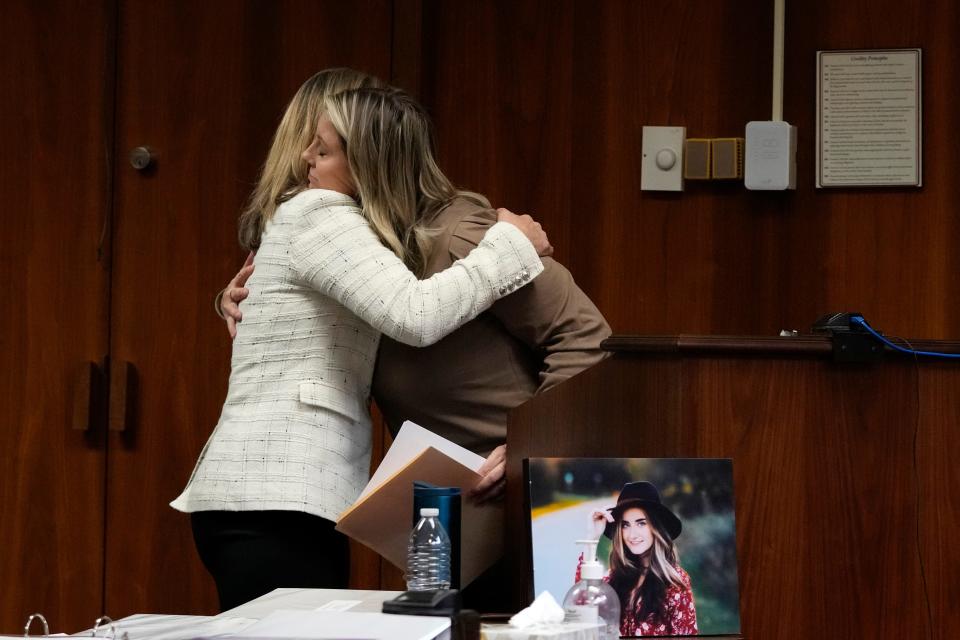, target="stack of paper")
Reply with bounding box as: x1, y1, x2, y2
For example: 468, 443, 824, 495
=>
225, 609, 449, 640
